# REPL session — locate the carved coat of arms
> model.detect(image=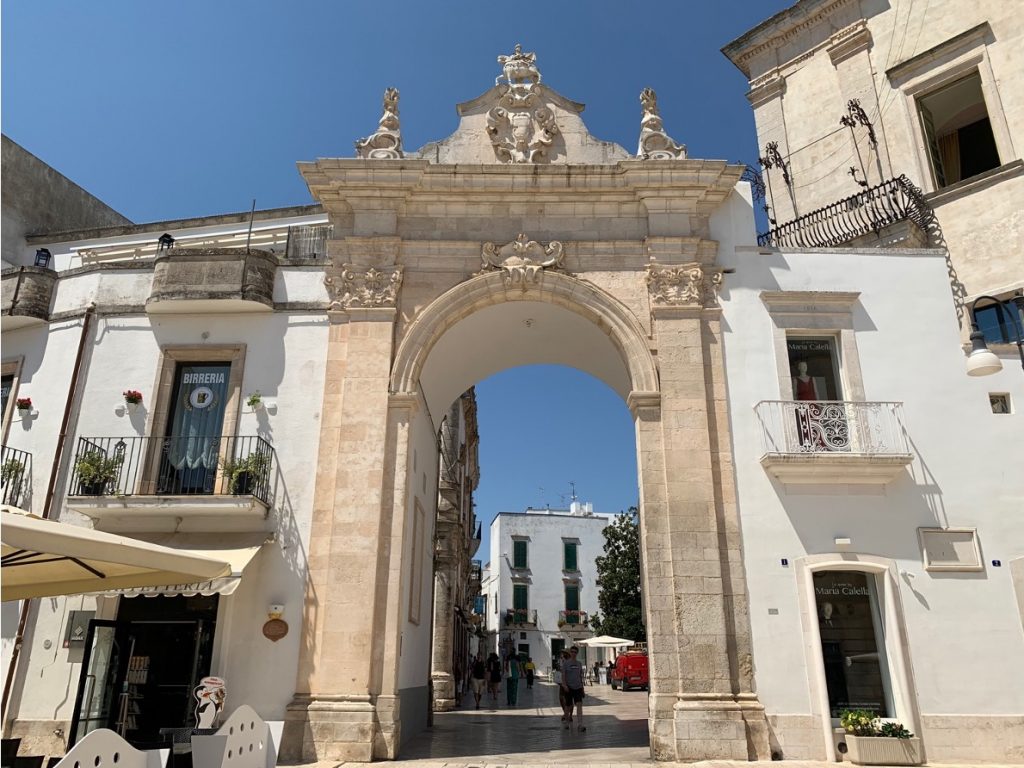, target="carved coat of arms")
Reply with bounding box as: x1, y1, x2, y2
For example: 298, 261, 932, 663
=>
486, 44, 560, 164
478, 233, 565, 287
